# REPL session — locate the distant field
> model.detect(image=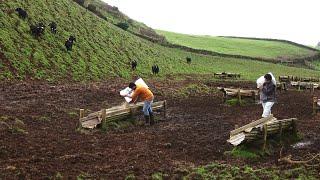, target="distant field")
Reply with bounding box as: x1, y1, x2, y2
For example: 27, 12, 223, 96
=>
157, 30, 317, 60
